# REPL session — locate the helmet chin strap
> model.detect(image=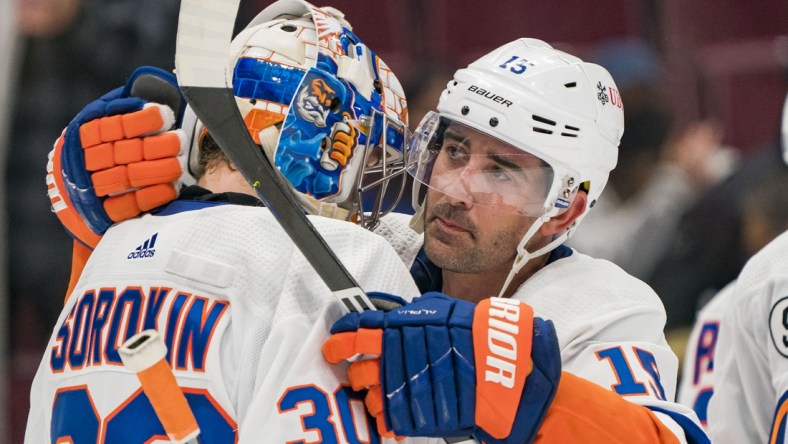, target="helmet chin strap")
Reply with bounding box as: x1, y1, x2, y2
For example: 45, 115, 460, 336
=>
497, 209, 570, 298
411, 181, 575, 298
410, 183, 571, 298
409, 181, 426, 234
258, 125, 280, 163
